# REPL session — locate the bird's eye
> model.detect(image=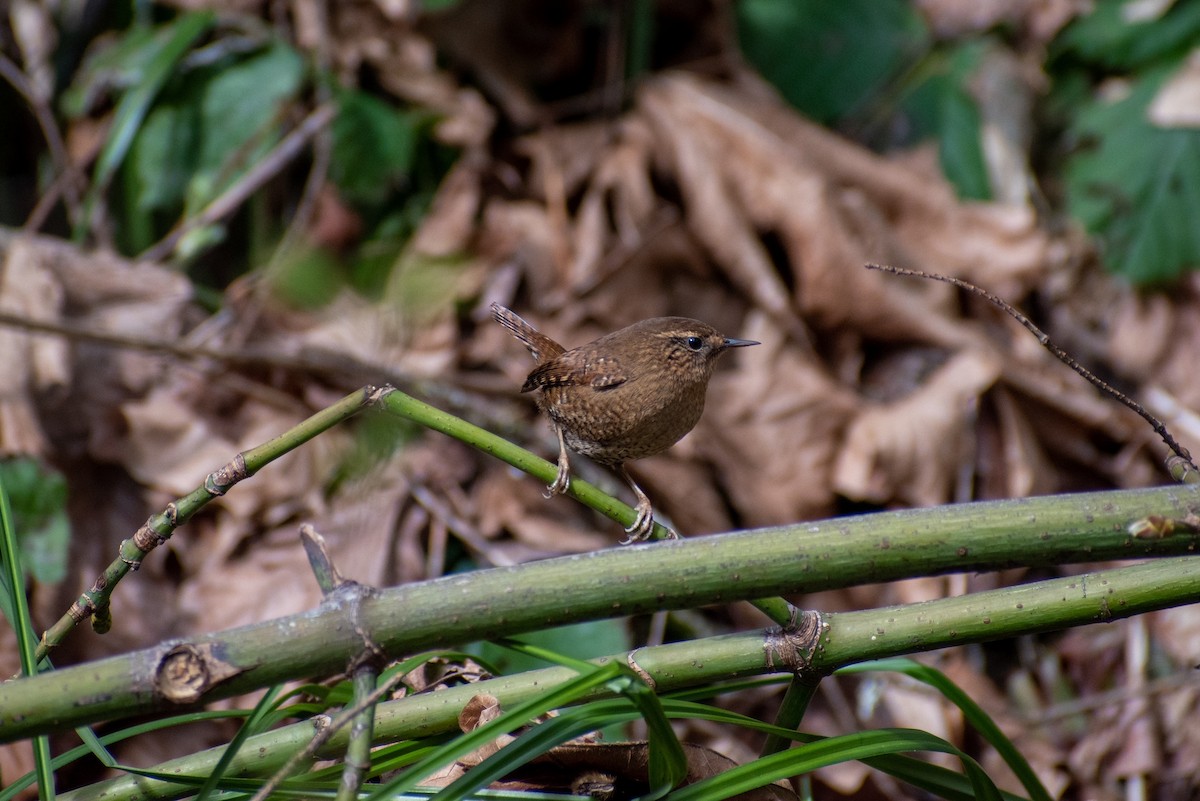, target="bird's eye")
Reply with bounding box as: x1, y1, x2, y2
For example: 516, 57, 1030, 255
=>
685, 336, 704, 351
